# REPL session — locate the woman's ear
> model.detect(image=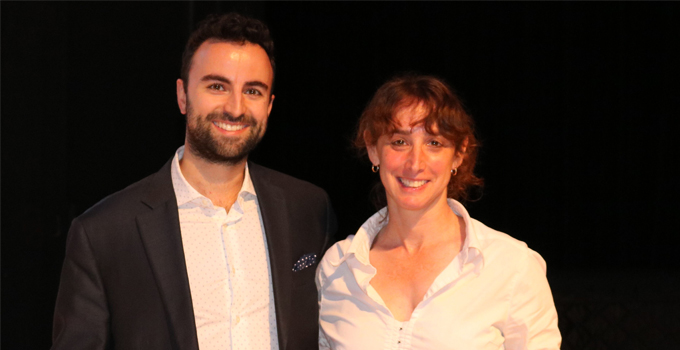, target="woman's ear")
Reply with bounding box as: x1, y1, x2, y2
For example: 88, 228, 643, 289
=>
365, 131, 380, 166
458, 137, 469, 155
453, 137, 469, 168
